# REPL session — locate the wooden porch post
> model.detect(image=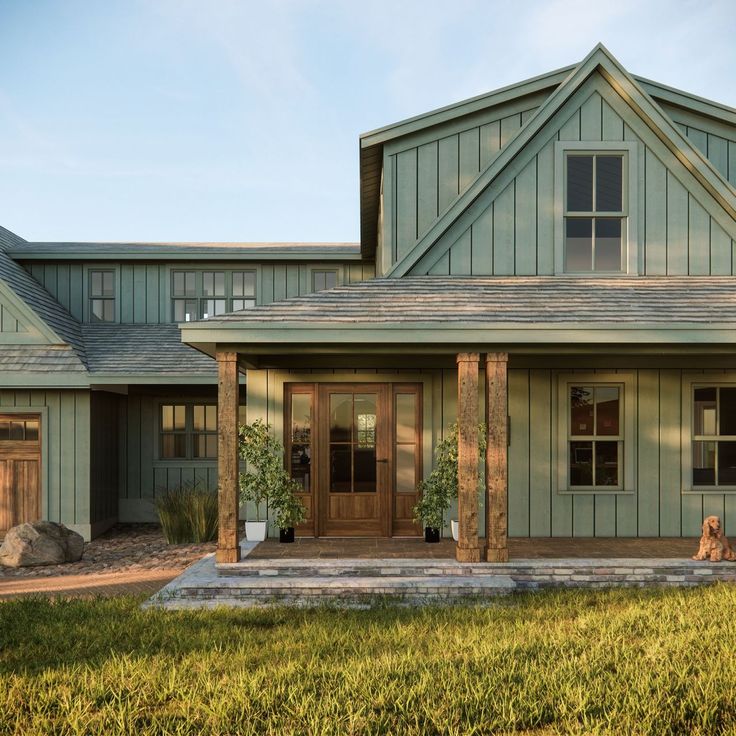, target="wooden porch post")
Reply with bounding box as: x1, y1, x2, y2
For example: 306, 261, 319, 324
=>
456, 353, 482, 562
485, 352, 509, 562
216, 350, 241, 563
